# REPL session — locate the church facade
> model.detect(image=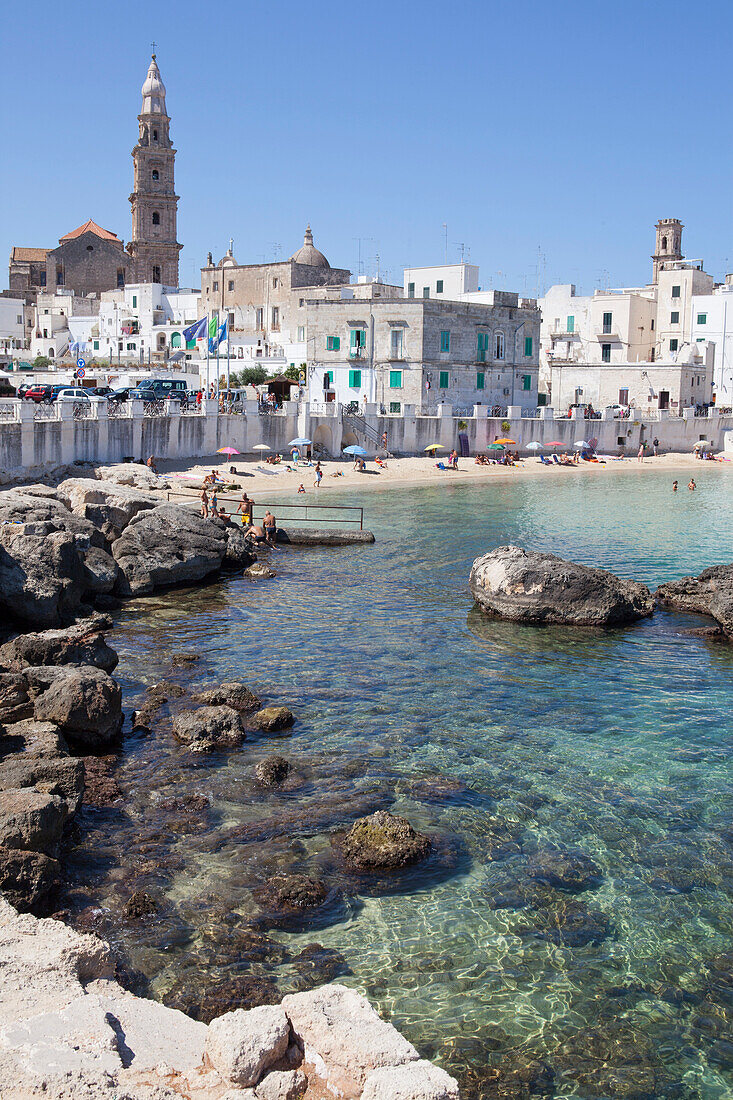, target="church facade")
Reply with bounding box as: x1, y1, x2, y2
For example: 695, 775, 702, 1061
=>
7, 55, 181, 302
